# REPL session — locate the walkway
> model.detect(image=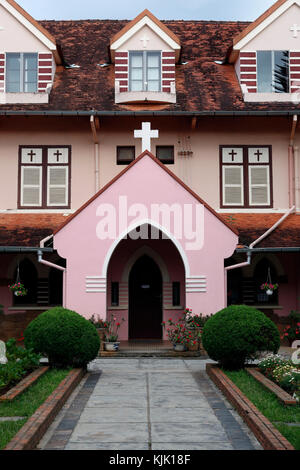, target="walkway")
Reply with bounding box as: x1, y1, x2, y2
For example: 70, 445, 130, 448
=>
39, 358, 262, 451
